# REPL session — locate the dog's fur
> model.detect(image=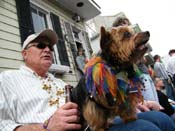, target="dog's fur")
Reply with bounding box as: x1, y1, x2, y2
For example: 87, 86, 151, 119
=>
71, 26, 150, 131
